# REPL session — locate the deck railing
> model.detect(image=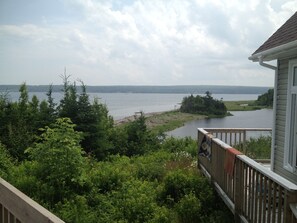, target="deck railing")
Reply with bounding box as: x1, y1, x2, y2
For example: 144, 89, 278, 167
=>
203, 128, 272, 154
0, 177, 64, 223
198, 128, 297, 223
